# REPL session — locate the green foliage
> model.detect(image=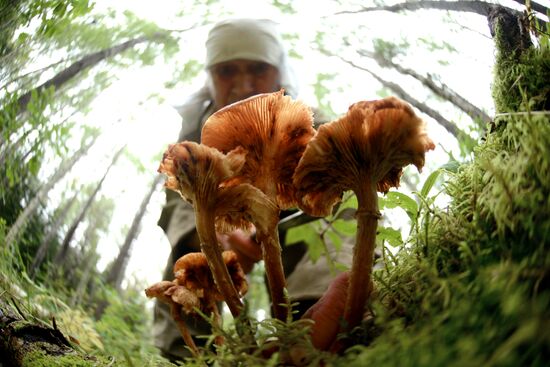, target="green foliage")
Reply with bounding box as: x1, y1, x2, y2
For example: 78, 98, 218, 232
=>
164, 59, 203, 89
372, 38, 409, 63
492, 24, 550, 113
0, 0, 92, 57
95, 288, 169, 365
181, 311, 337, 367
312, 73, 339, 119
271, 0, 297, 14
